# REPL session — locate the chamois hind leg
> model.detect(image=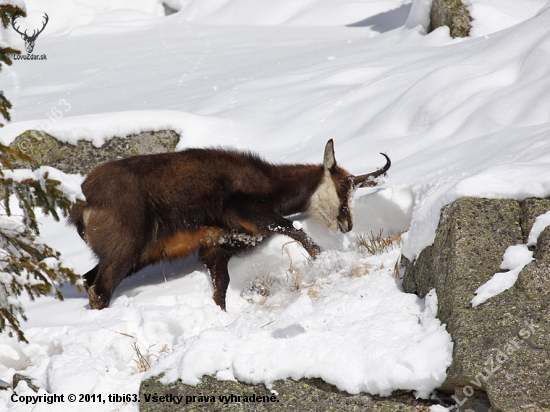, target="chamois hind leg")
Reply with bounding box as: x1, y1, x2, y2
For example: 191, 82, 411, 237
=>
87, 257, 138, 310
83, 210, 147, 310
82, 265, 99, 291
